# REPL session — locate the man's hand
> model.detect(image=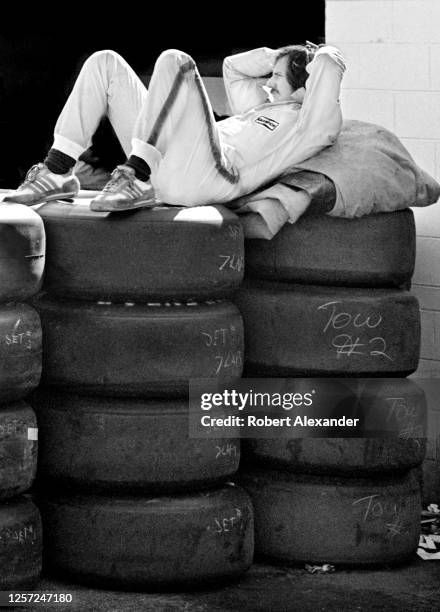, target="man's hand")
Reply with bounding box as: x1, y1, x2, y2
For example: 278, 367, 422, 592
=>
314, 46, 346, 73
